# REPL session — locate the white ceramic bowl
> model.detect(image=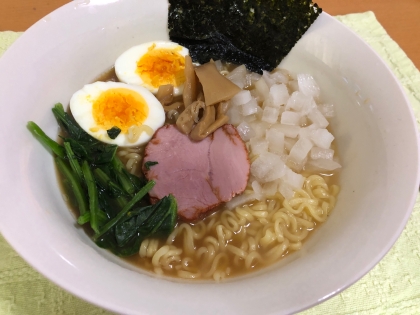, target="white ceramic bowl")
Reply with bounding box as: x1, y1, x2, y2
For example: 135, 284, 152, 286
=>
0, 1, 419, 314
